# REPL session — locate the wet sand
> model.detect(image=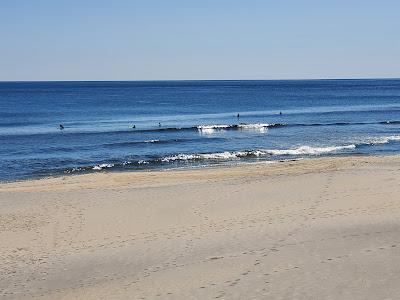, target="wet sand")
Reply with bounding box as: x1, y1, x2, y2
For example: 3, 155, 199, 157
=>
1, 155, 400, 299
